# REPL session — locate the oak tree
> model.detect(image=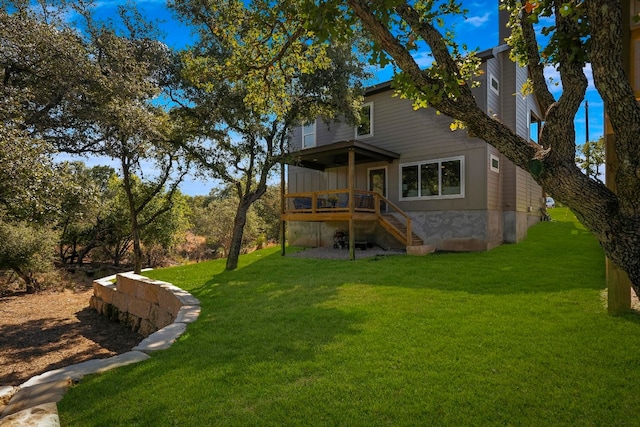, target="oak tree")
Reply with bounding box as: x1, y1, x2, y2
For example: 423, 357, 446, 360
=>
308, 0, 640, 301
171, 0, 369, 270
